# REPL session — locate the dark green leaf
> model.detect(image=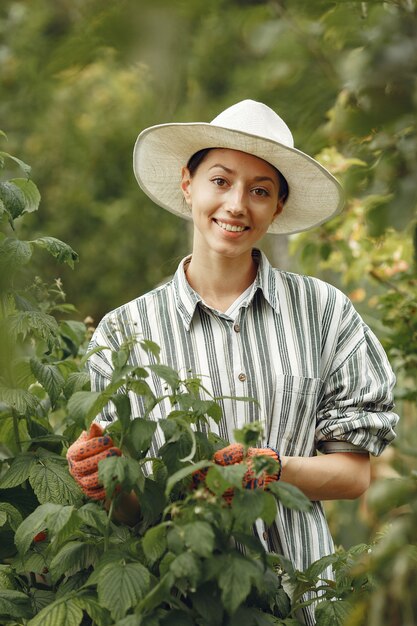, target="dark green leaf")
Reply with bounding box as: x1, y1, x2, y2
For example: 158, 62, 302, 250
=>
98, 455, 141, 499
9, 178, 40, 214
14, 503, 61, 554
0, 453, 37, 488
0, 237, 32, 270
0, 589, 33, 619
30, 358, 65, 406
0, 151, 31, 176
50, 541, 100, 582
27, 595, 83, 626
205, 464, 246, 495
165, 459, 212, 496
314, 599, 351, 626
231, 490, 267, 528
29, 458, 83, 505
112, 393, 131, 430
97, 561, 151, 621
214, 554, 260, 614
142, 523, 168, 565
128, 417, 157, 459
31, 236, 78, 268
0, 181, 25, 220
7, 311, 59, 346
268, 482, 312, 512
182, 521, 215, 557
169, 551, 201, 586
0, 386, 40, 415
148, 364, 180, 389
